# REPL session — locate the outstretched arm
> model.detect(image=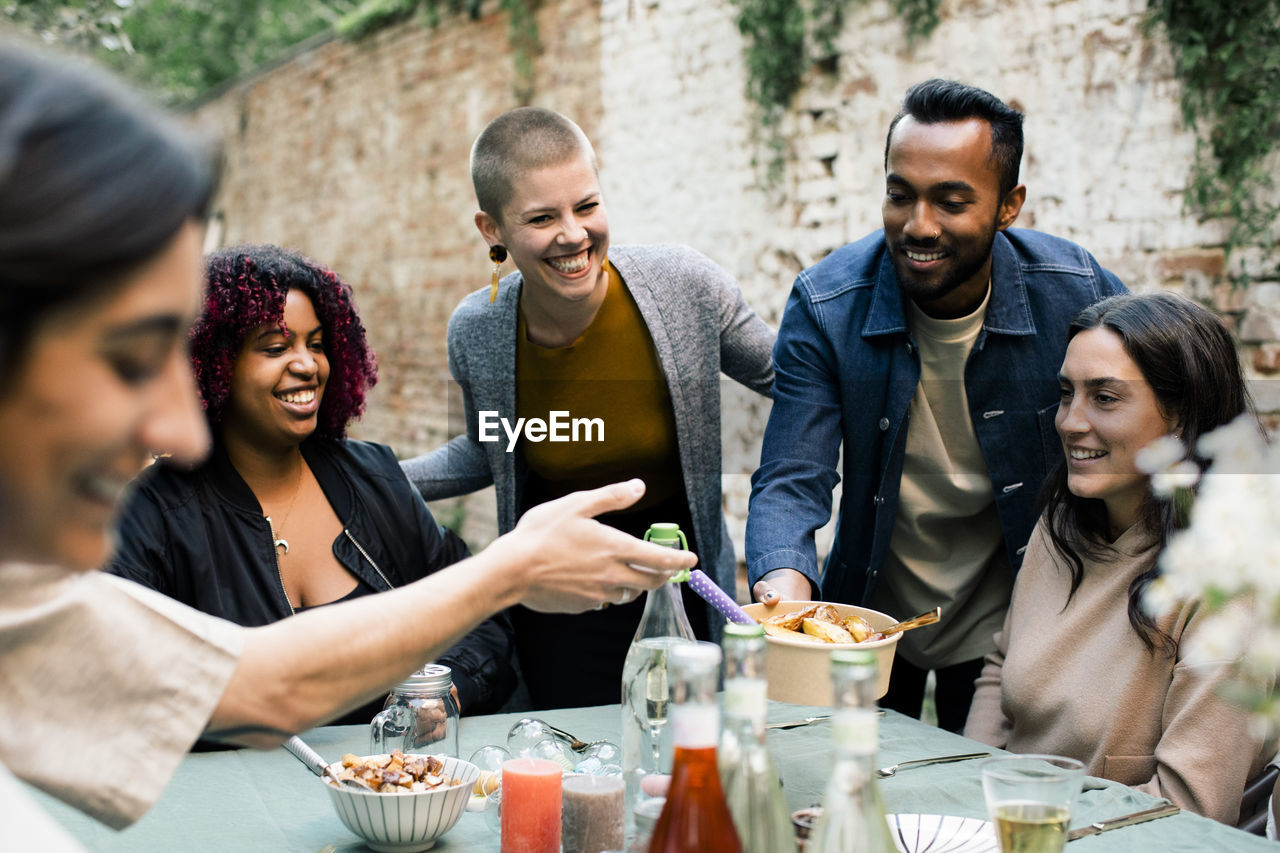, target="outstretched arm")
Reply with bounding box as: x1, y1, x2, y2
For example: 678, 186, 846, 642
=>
745, 278, 842, 597
207, 479, 696, 747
